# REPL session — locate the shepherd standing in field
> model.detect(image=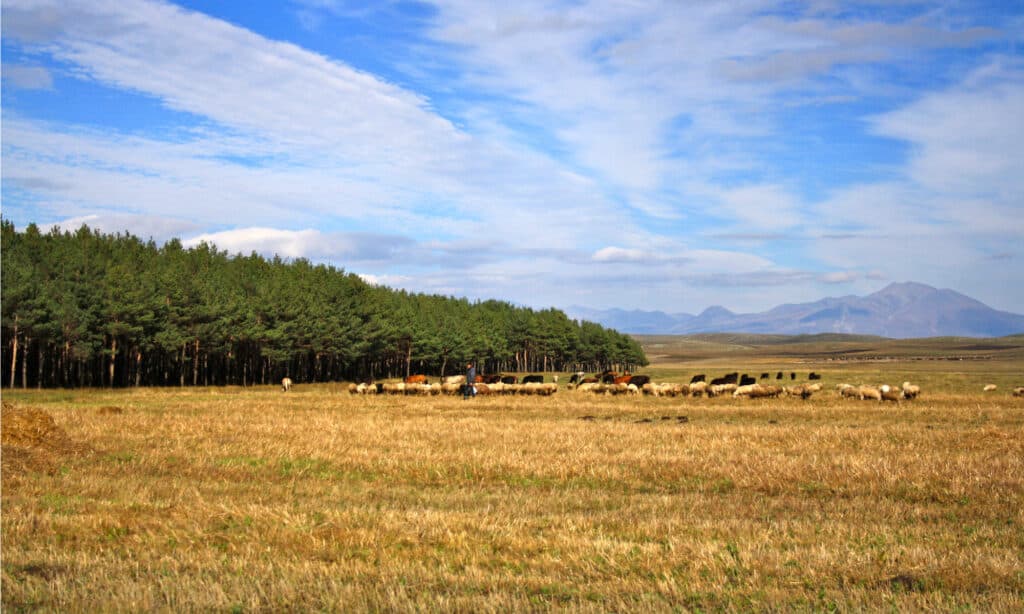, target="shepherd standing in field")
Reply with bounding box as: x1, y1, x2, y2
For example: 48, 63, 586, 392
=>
464, 363, 476, 399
